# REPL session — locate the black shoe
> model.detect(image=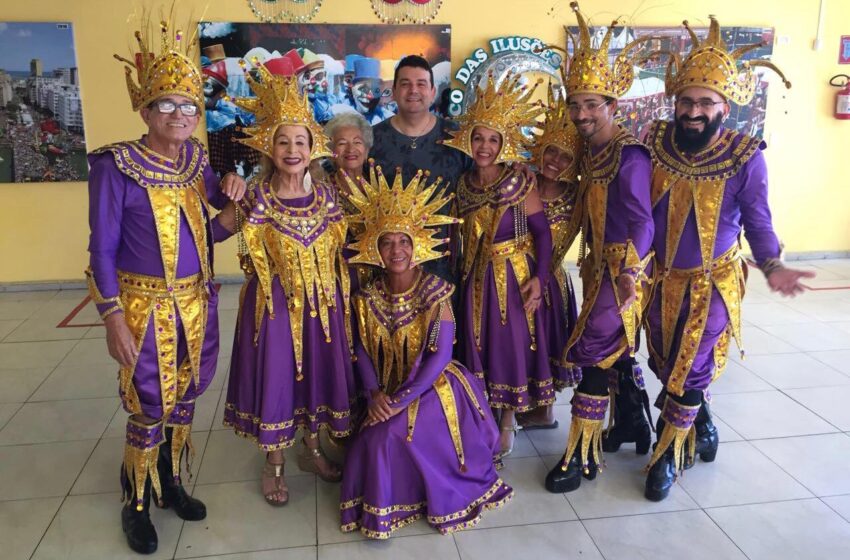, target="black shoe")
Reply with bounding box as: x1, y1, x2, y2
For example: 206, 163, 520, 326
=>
121, 483, 158, 554
545, 453, 582, 493
158, 428, 207, 521
684, 399, 720, 470
644, 444, 676, 502
602, 361, 651, 455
